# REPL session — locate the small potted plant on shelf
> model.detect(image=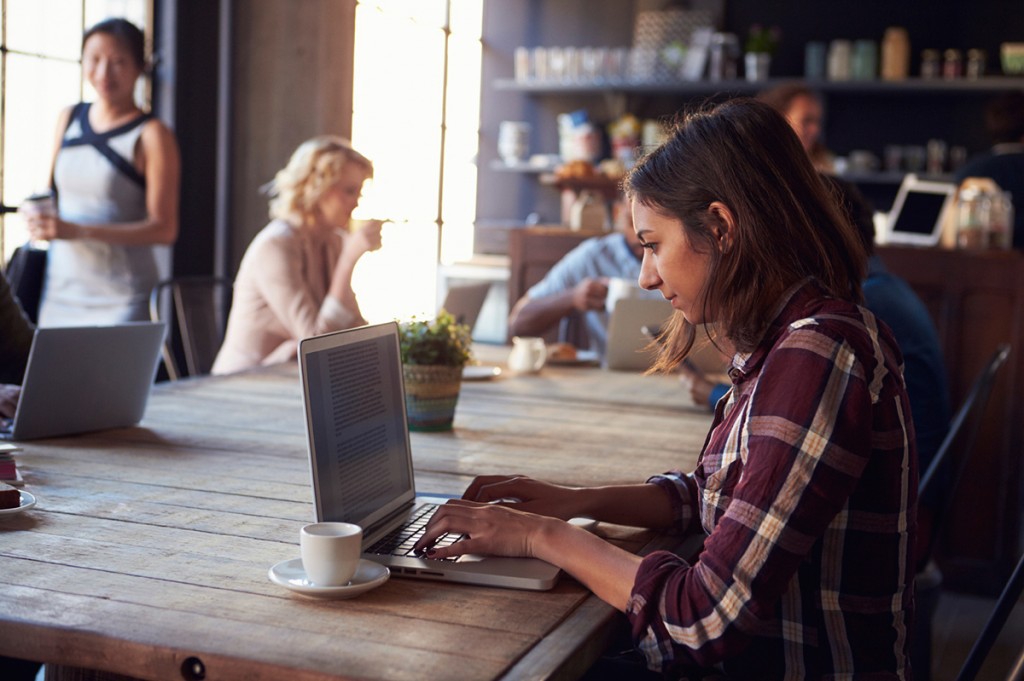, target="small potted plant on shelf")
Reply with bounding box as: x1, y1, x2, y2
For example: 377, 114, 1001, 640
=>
398, 310, 473, 432
744, 24, 780, 82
